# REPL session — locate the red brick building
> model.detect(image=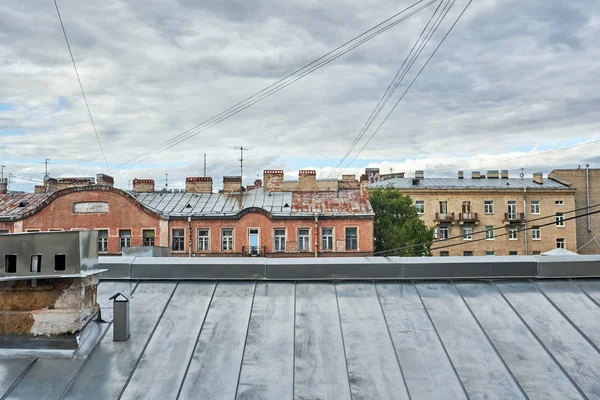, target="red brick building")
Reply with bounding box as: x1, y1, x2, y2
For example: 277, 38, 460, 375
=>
0, 171, 374, 257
